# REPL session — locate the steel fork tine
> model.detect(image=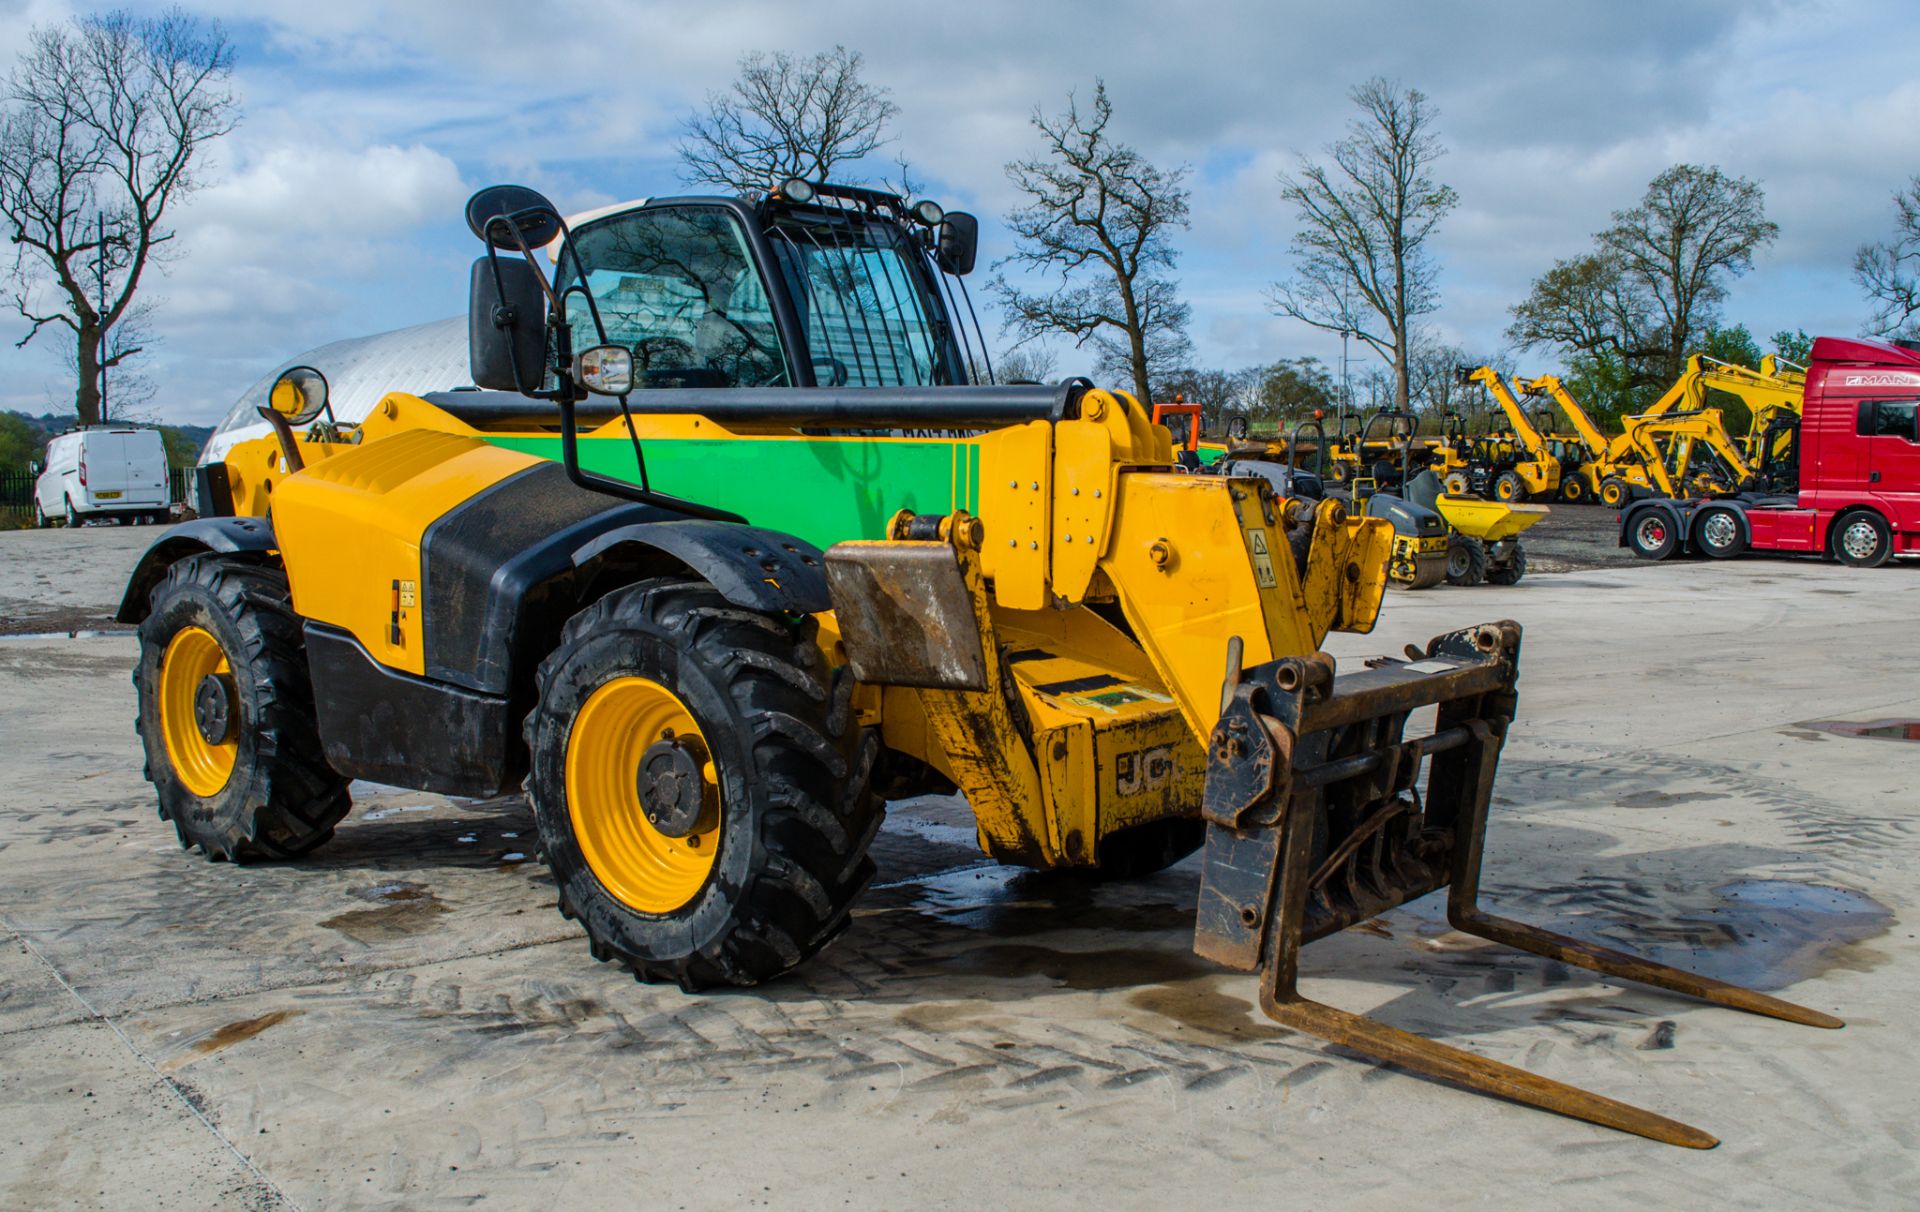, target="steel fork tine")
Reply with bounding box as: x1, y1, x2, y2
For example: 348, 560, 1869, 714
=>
1448, 908, 1845, 1030
1259, 984, 1720, 1149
